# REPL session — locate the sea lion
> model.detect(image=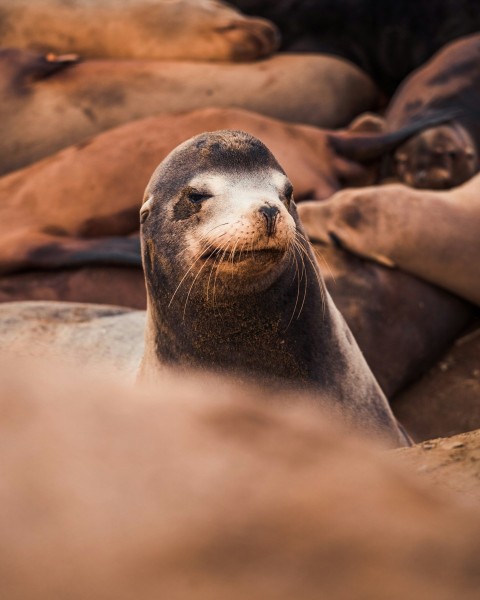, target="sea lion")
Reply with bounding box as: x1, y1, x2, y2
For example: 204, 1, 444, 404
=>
1, 106, 444, 278
314, 244, 472, 399
379, 35, 480, 188
0, 48, 380, 175
2, 360, 480, 600
0, 267, 146, 308
391, 123, 477, 190
297, 175, 480, 306
0, 301, 145, 379
138, 129, 409, 446
393, 324, 480, 442
228, 0, 480, 94
0, 0, 279, 62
